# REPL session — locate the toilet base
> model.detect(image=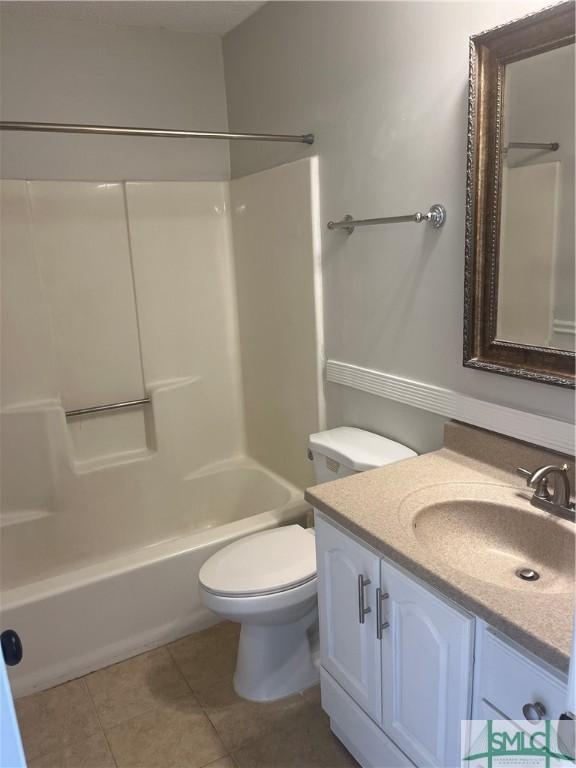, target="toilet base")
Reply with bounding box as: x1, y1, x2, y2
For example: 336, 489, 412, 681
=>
233, 612, 319, 702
